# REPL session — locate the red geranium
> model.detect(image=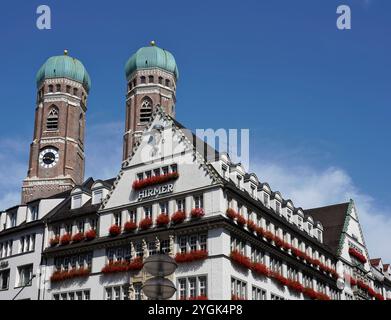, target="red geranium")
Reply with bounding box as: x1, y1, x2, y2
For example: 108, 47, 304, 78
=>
263, 231, 275, 242
191, 208, 205, 218
348, 247, 367, 264
226, 208, 237, 220
156, 214, 170, 226
124, 221, 137, 232
72, 232, 85, 243
171, 211, 186, 224
246, 220, 257, 232
139, 217, 153, 230
49, 236, 60, 247
292, 248, 306, 260
109, 225, 121, 236
132, 172, 179, 190
251, 262, 269, 277
101, 257, 143, 274
230, 250, 252, 269
50, 267, 90, 283
60, 234, 71, 246
270, 272, 289, 286
236, 215, 246, 226
274, 237, 284, 248
255, 226, 265, 238
175, 250, 208, 263
85, 229, 97, 241
287, 280, 304, 293
282, 242, 292, 251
